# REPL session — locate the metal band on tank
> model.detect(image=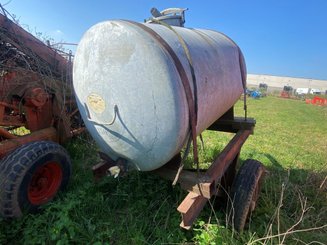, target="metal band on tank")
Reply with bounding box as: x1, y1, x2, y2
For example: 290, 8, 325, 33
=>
122, 20, 196, 121
122, 20, 199, 182
150, 19, 199, 124
210, 30, 248, 119
193, 28, 248, 120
